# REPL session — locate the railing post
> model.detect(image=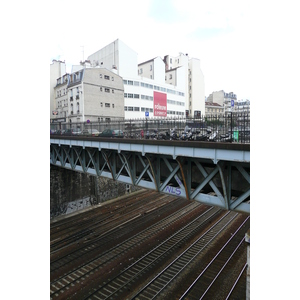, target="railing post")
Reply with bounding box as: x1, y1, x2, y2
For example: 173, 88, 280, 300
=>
231, 112, 233, 143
